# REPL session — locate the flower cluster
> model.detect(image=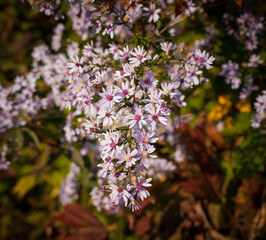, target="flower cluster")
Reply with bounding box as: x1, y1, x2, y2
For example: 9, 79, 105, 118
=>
251, 91, 266, 128
223, 13, 264, 50
51, 23, 65, 51
220, 60, 242, 89
0, 145, 9, 170
1, 0, 216, 212
219, 13, 264, 129
59, 162, 81, 206
65, 39, 214, 211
